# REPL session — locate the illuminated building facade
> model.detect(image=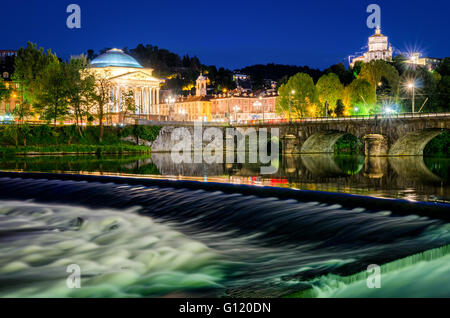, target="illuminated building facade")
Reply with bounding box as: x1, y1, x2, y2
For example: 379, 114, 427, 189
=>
405, 52, 441, 71
210, 92, 279, 123
157, 74, 279, 123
